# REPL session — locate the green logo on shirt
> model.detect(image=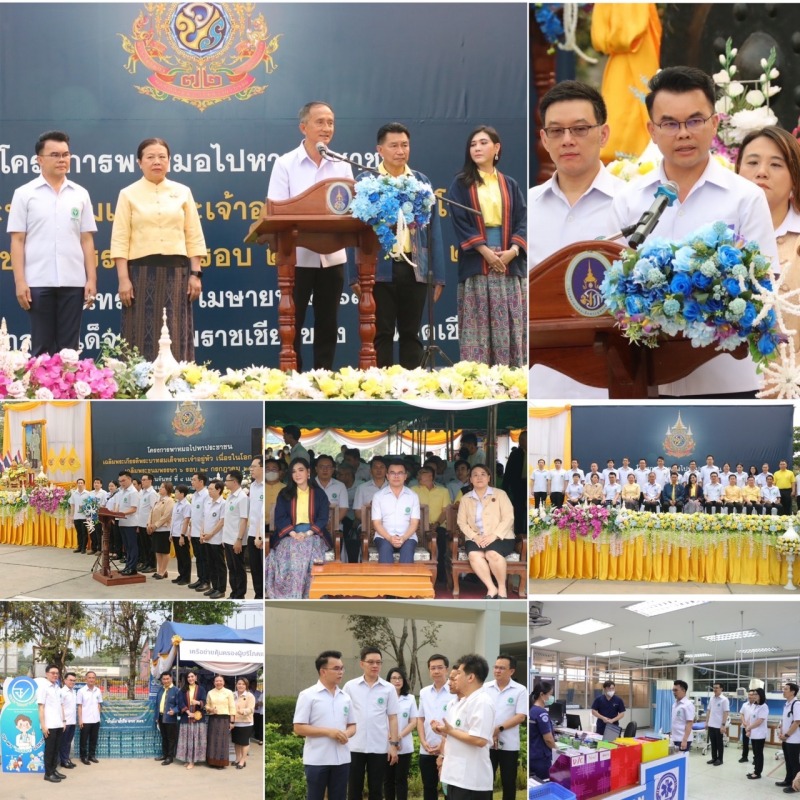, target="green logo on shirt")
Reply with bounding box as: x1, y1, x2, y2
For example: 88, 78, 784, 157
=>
71, 207, 79, 218
405, 507, 410, 513
455, 719, 461, 727
377, 698, 385, 705
343, 705, 349, 715
402, 712, 408, 718
508, 697, 515, 704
